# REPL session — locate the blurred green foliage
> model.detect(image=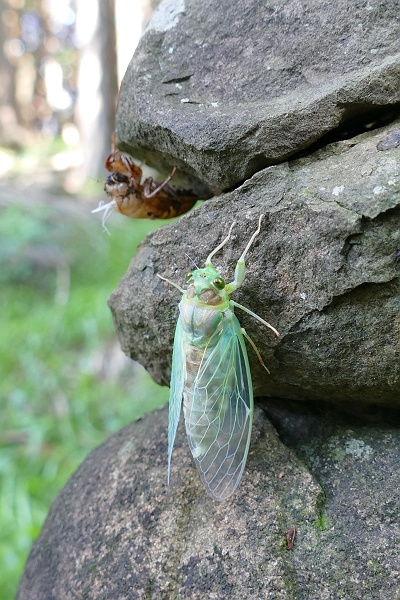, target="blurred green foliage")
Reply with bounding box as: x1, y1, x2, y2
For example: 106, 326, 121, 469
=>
0, 194, 168, 600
